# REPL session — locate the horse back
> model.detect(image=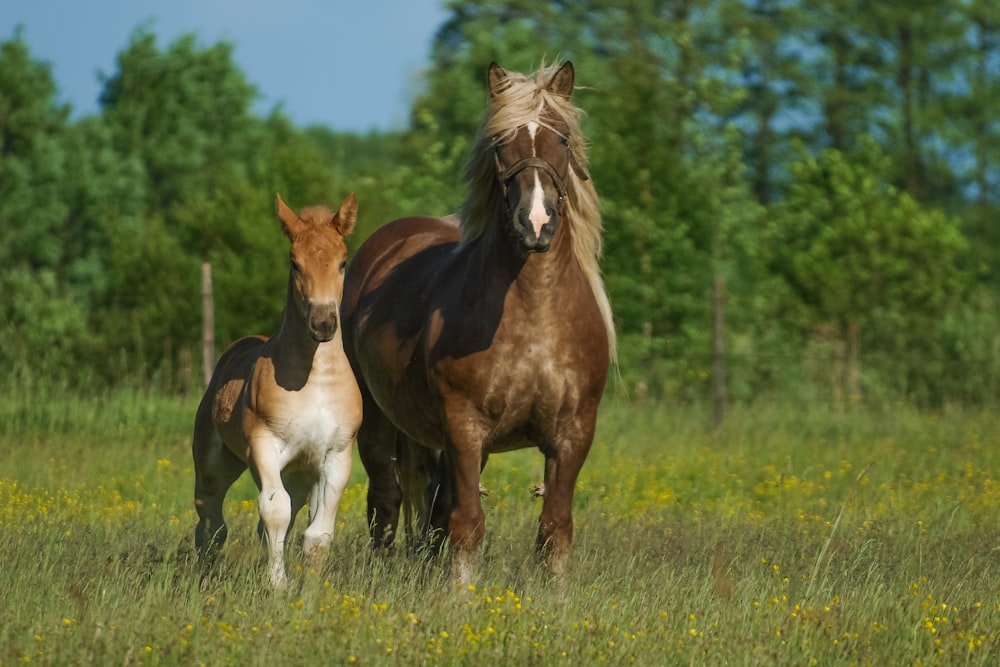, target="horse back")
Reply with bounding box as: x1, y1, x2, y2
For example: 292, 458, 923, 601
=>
342, 215, 461, 323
